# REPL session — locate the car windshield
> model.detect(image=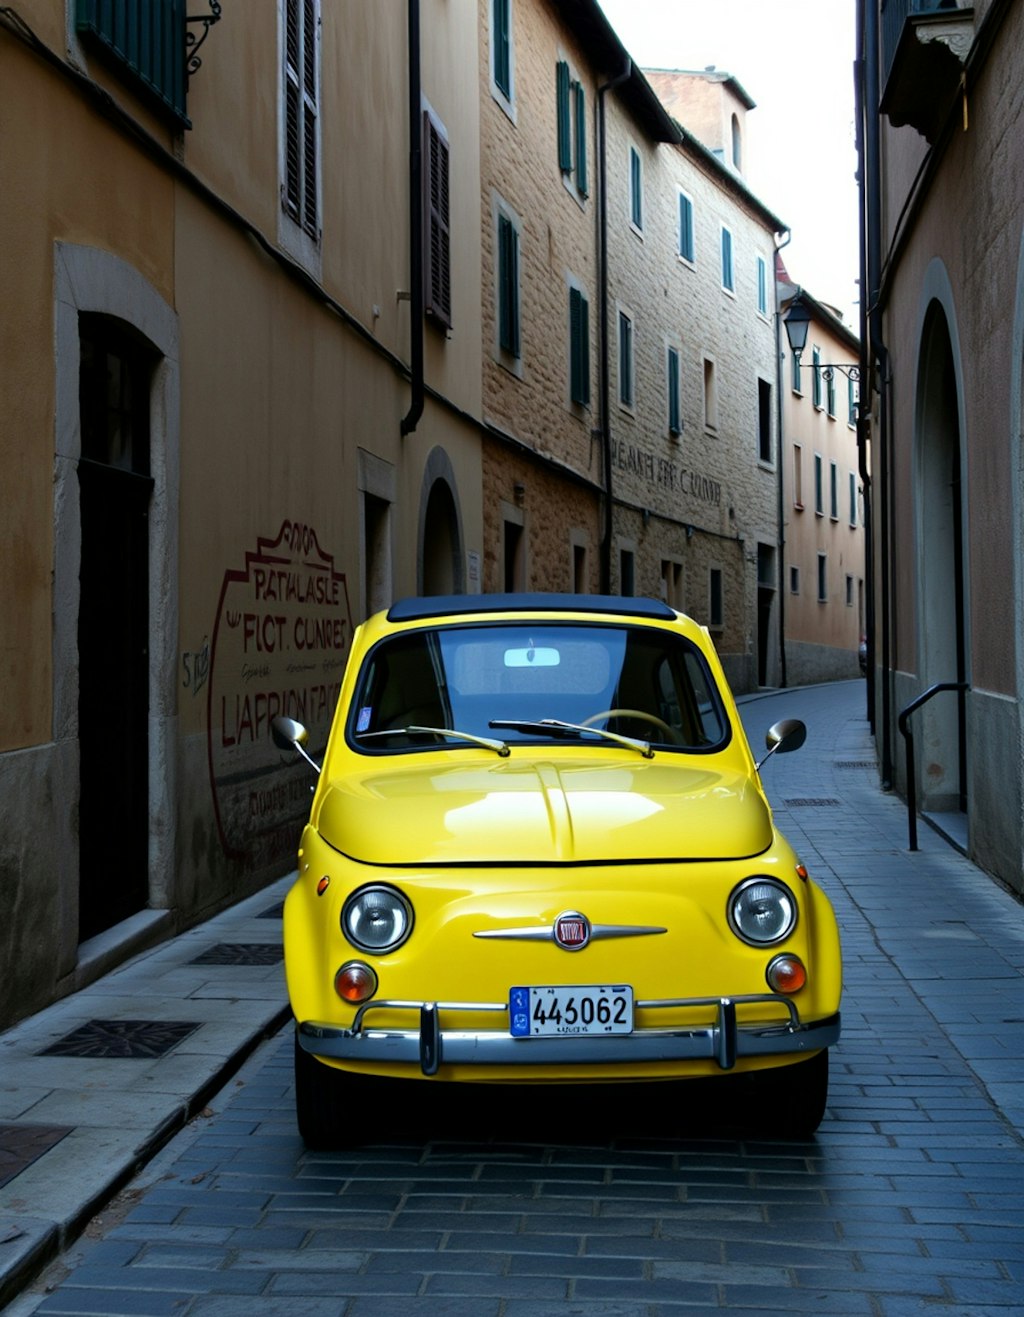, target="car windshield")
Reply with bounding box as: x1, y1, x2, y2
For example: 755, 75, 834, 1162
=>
348, 622, 729, 753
